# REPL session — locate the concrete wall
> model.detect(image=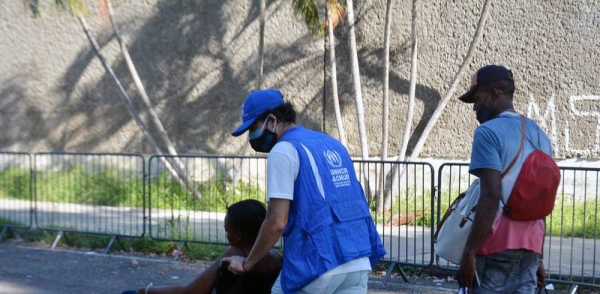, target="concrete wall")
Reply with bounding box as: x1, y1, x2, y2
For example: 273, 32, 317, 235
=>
1, 0, 599, 159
